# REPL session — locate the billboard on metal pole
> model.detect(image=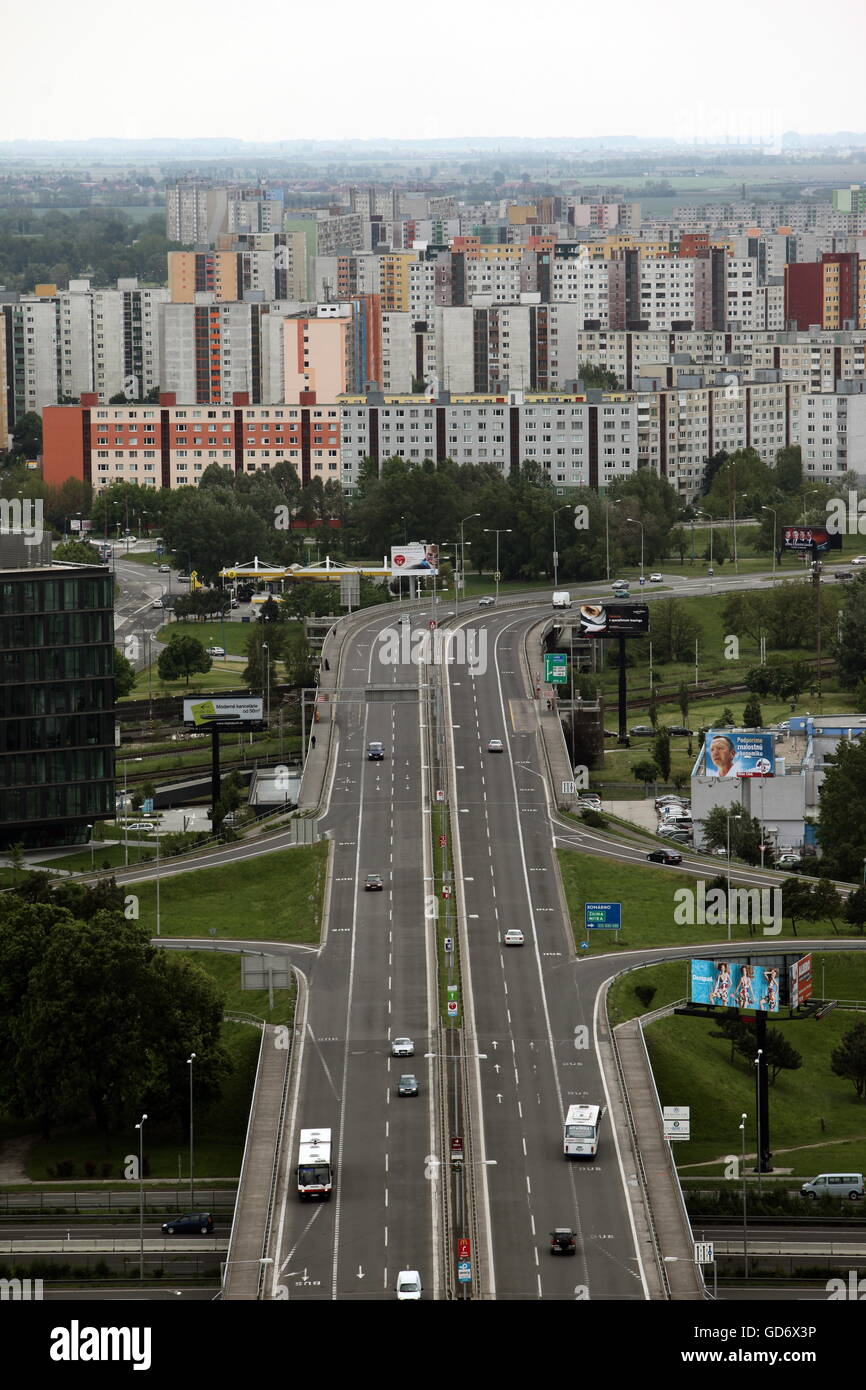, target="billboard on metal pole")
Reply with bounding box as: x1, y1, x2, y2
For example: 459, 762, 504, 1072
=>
390, 543, 439, 576
703, 730, 775, 778
575, 602, 649, 637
